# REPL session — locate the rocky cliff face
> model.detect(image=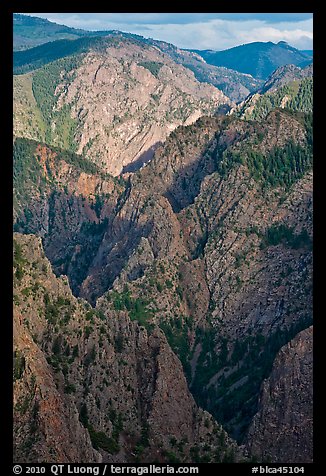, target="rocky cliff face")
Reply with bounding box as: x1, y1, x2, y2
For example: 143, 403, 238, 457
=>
13, 137, 124, 296
245, 327, 313, 463
13, 233, 240, 463
143, 39, 263, 103
13, 235, 101, 463
93, 110, 312, 443
58, 42, 230, 175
